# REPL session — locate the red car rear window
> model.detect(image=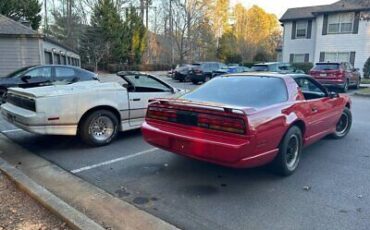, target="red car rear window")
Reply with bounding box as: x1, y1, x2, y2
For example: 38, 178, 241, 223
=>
313, 64, 340, 71
181, 76, 288, 108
